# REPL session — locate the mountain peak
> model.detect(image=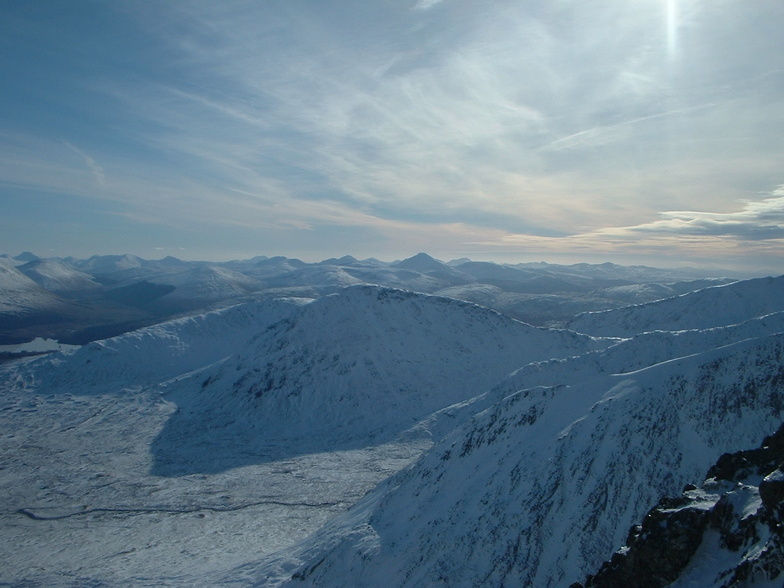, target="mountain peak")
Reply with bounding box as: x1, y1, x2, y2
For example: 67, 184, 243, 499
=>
13, 251, 39, 263
396, 252, 447, 271
319, 255, 359, 266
